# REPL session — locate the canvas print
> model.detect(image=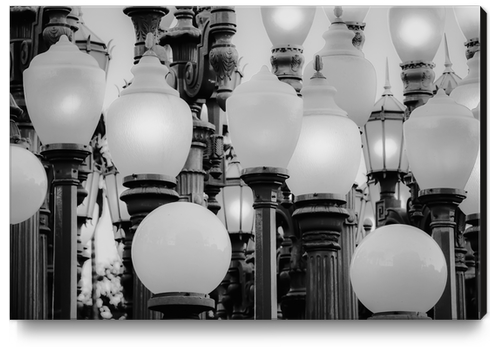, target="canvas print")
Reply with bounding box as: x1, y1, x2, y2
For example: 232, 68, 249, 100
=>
9, 5, 485, 322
